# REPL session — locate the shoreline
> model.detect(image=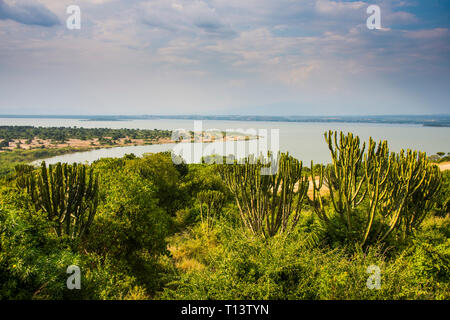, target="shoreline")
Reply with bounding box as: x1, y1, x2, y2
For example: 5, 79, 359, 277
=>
0, 132, 258, 154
